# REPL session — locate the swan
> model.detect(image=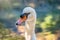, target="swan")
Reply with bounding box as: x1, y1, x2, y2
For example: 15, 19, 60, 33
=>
16, 7, 37, 40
